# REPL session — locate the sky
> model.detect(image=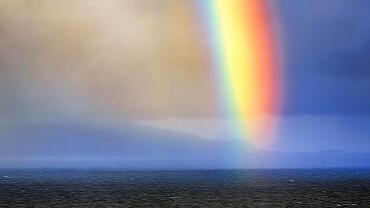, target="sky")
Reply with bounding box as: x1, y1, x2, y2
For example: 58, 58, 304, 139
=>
0, 0, 370, 168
